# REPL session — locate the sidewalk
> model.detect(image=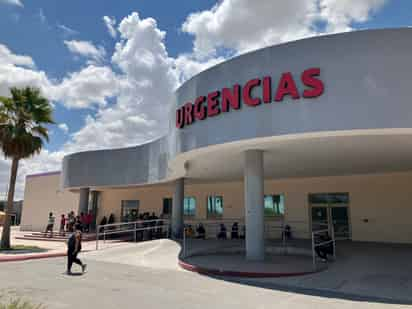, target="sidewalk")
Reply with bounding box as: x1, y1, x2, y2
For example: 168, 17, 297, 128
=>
0, 226, 131, 262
